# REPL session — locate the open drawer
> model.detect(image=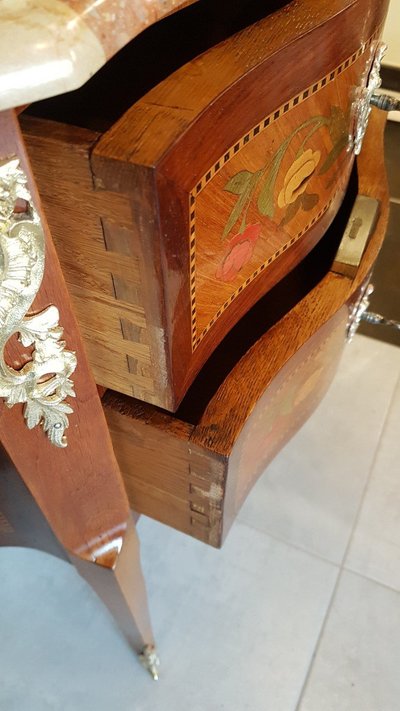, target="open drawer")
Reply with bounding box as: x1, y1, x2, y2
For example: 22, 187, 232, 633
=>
21, 0, 388, 410
102, 111, 389, 547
